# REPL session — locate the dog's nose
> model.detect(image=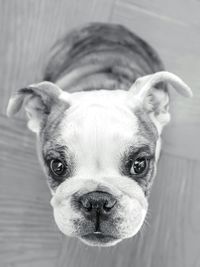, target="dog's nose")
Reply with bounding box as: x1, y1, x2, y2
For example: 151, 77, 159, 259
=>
79, 191, 117, 218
